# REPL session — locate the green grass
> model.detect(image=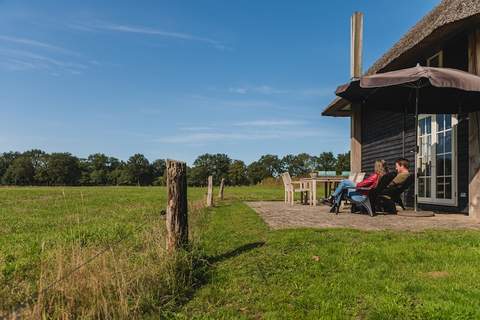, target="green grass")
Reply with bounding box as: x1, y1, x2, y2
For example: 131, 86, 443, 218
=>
178, 201, 480, 319
0, 185, 285, 316
2, 185, 480, 319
